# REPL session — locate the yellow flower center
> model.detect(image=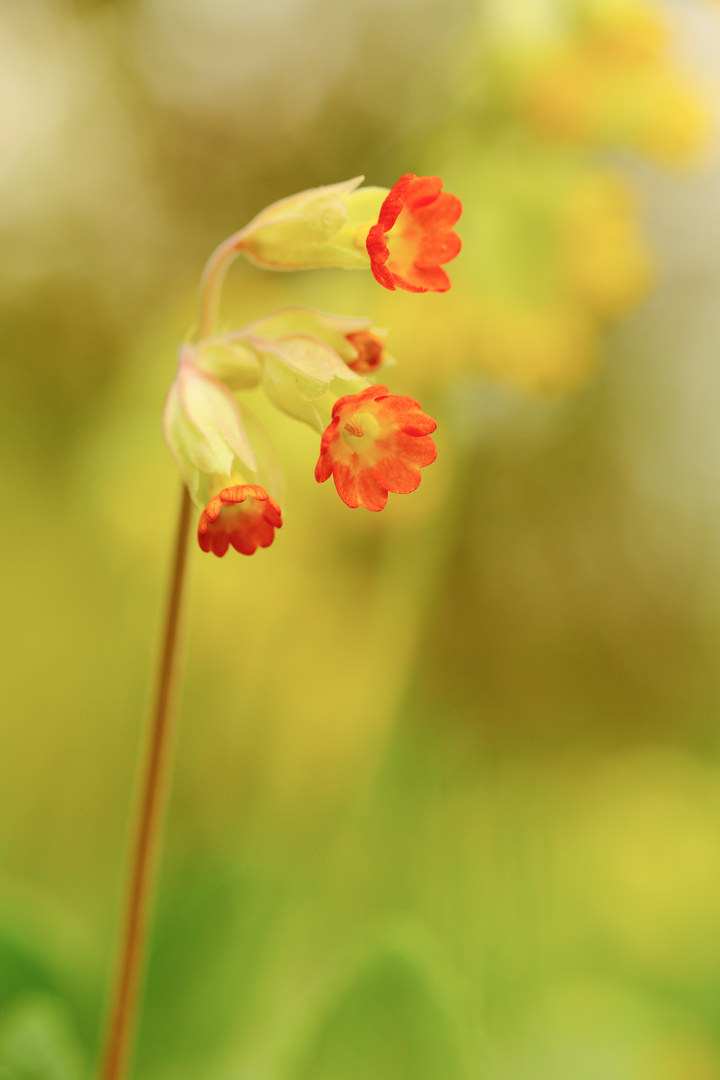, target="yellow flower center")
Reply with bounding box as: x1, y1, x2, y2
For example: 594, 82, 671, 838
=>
341, 409, 380, 449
